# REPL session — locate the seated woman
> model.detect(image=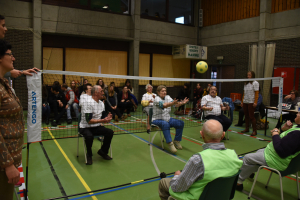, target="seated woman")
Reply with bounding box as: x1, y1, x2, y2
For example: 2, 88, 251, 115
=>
96, 78, 108, 91
118, 85, 135, 118
105, 84, 123, 122
275, 89, 300, 129
152, 85, 189, 153
141, 84, 156, 131
125, 79, 138, 111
